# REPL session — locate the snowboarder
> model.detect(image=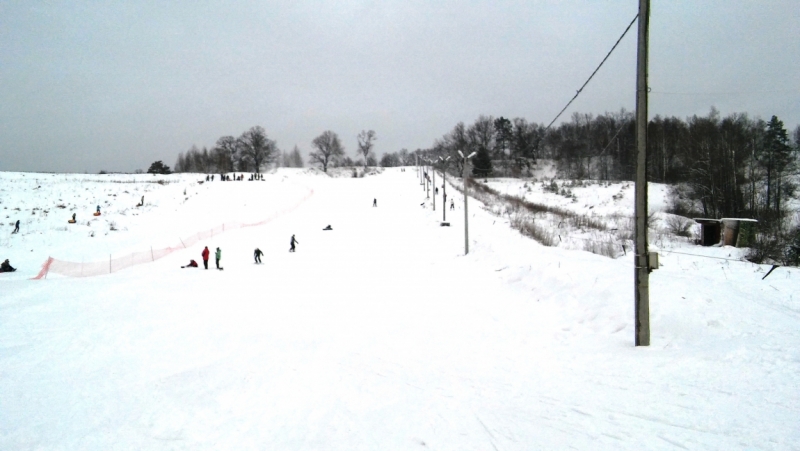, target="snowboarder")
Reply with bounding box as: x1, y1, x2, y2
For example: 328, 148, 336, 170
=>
181, 259, 198, 268
12, 220, 19, 234
289, 234, 299, 252
373, 198, 377, 207
323, 225, 332, 230
215, 247, 222, 269
254, 248, 263, 263
201, 246, 210, 269
0, 259, 15, 273
450, 199, 455, 210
